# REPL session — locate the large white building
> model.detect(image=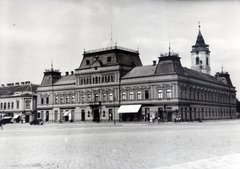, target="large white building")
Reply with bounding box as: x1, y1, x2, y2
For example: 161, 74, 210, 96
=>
36, 27, 237, 123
